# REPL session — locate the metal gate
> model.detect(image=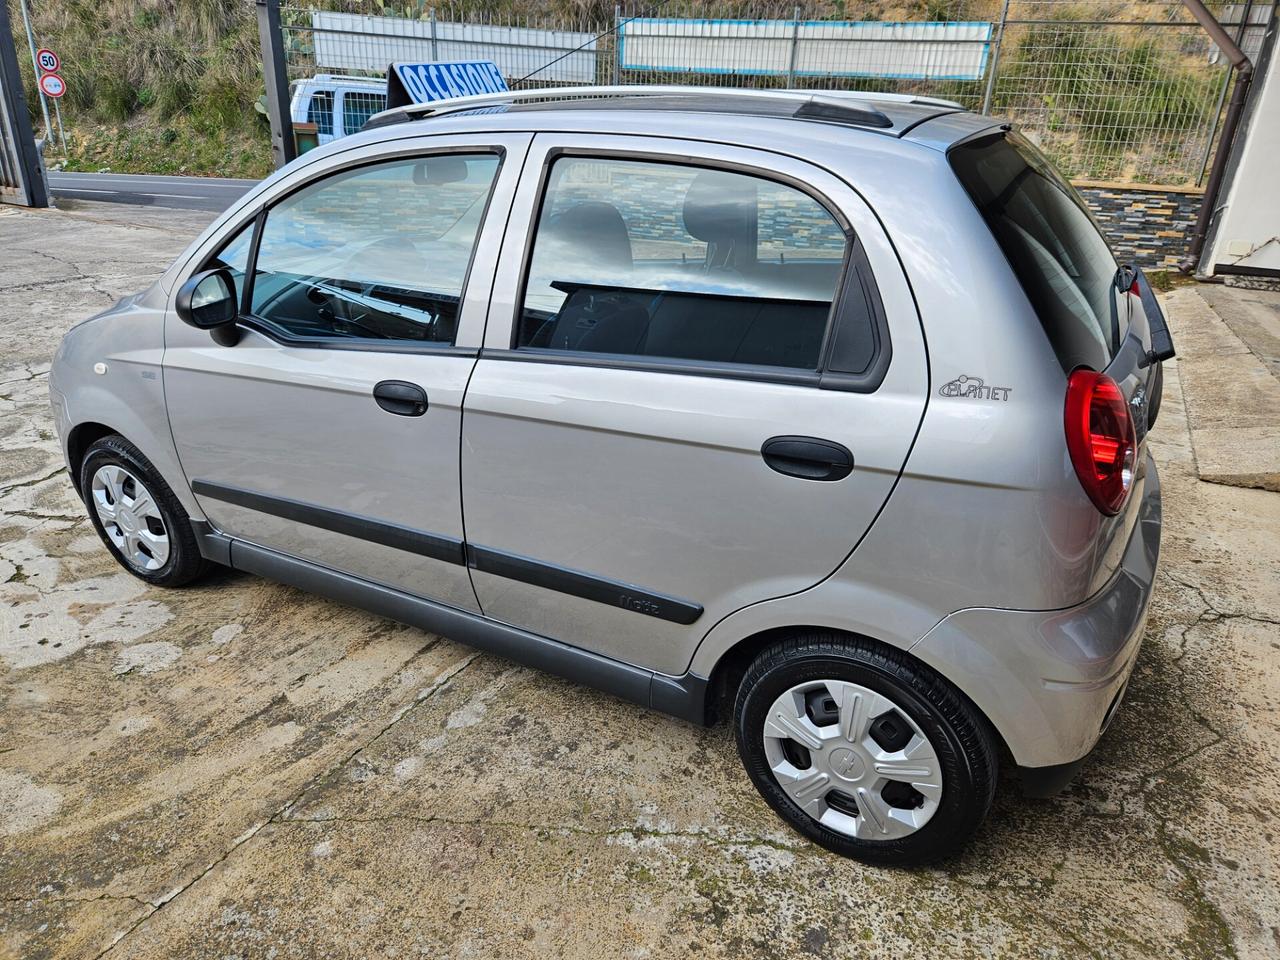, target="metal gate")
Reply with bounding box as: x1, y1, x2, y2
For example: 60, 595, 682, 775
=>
0, 4, 48, 207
